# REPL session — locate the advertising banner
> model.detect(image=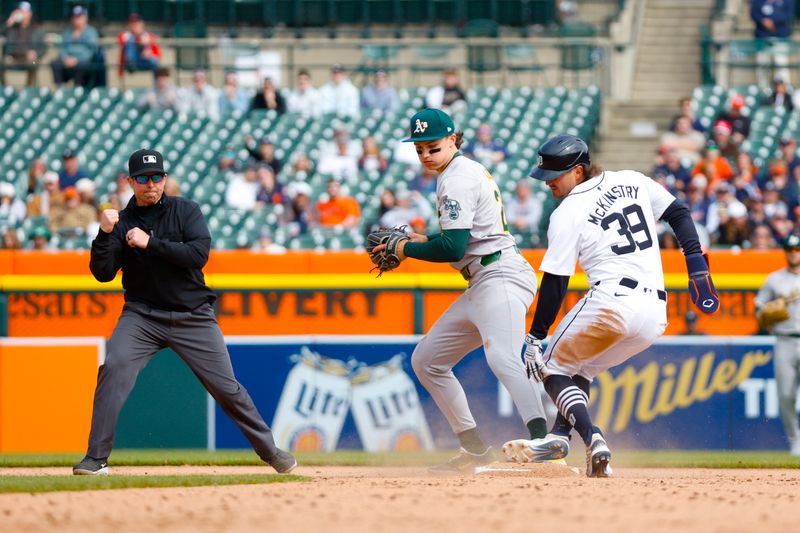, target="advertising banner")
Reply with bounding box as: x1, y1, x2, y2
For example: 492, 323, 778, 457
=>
216, 336, 794, 451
